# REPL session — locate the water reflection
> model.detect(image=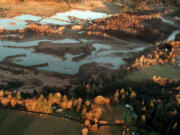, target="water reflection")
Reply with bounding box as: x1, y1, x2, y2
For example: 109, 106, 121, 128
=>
0, 38, 145, 74
51, 10, 108, 21
0, 19, 27, 30
1, 38, 80, 47
14, 15, 42, 21
0, 10, 108, 30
